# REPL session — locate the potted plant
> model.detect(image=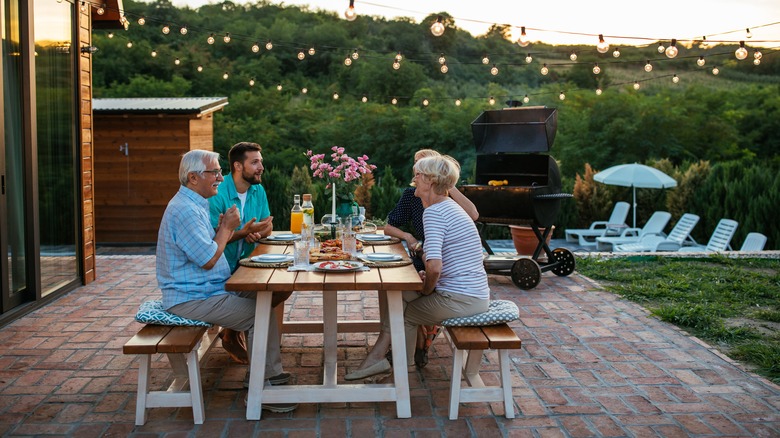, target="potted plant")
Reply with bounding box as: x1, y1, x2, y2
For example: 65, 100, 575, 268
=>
509, 225, 554, 255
